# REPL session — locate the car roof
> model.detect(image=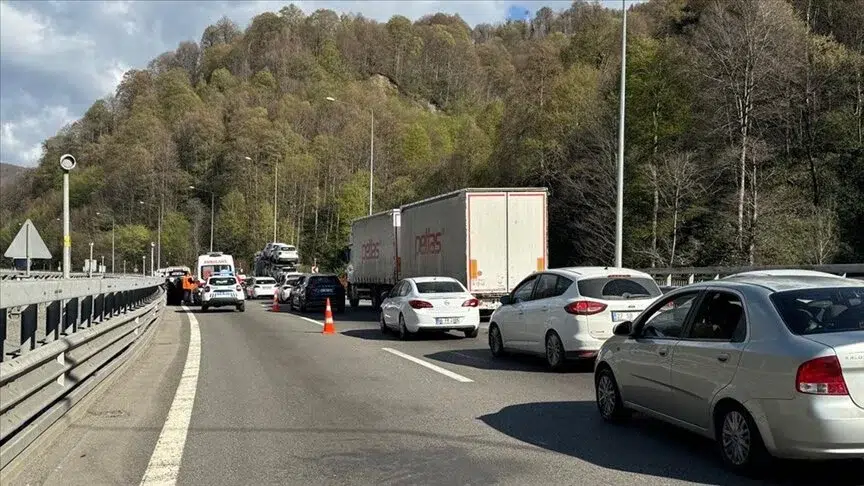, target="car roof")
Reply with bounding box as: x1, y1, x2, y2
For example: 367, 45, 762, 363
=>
547, 267, 654, 280
208, 275, 236, 281
695, 275, 862, 293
